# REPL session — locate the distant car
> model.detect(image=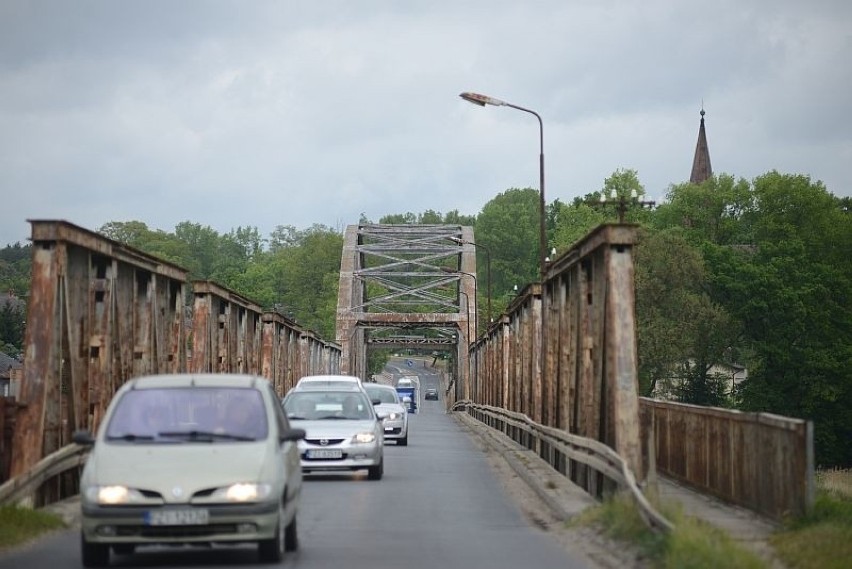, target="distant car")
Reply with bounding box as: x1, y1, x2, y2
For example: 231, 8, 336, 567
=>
73, 373, 306, 567
424, 388, 439, 401
363, 383, 409, 446
282, 384, 385, 480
